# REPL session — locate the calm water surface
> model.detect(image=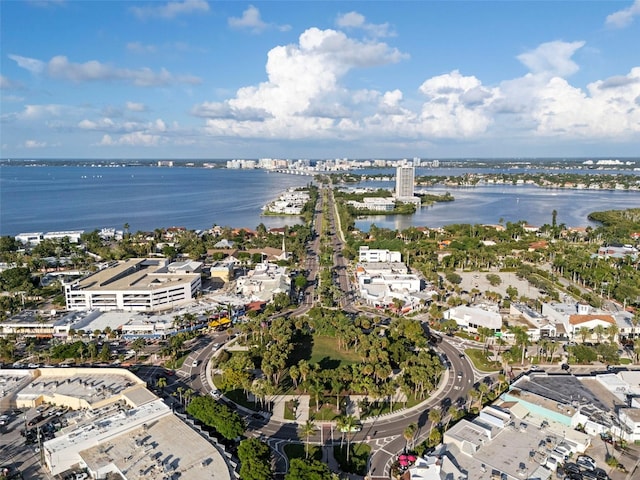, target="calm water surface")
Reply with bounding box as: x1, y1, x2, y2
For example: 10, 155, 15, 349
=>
0, 166, 310, 235
1, 165, 638, 235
